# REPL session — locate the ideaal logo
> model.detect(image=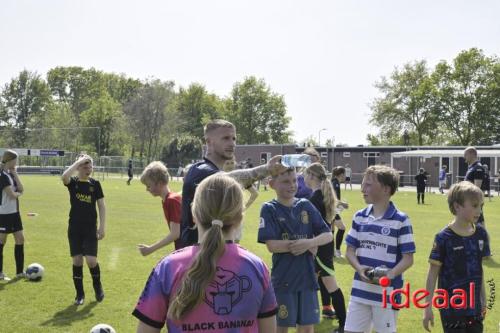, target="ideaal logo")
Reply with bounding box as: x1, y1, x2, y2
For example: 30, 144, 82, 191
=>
379, 276, 476, 309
